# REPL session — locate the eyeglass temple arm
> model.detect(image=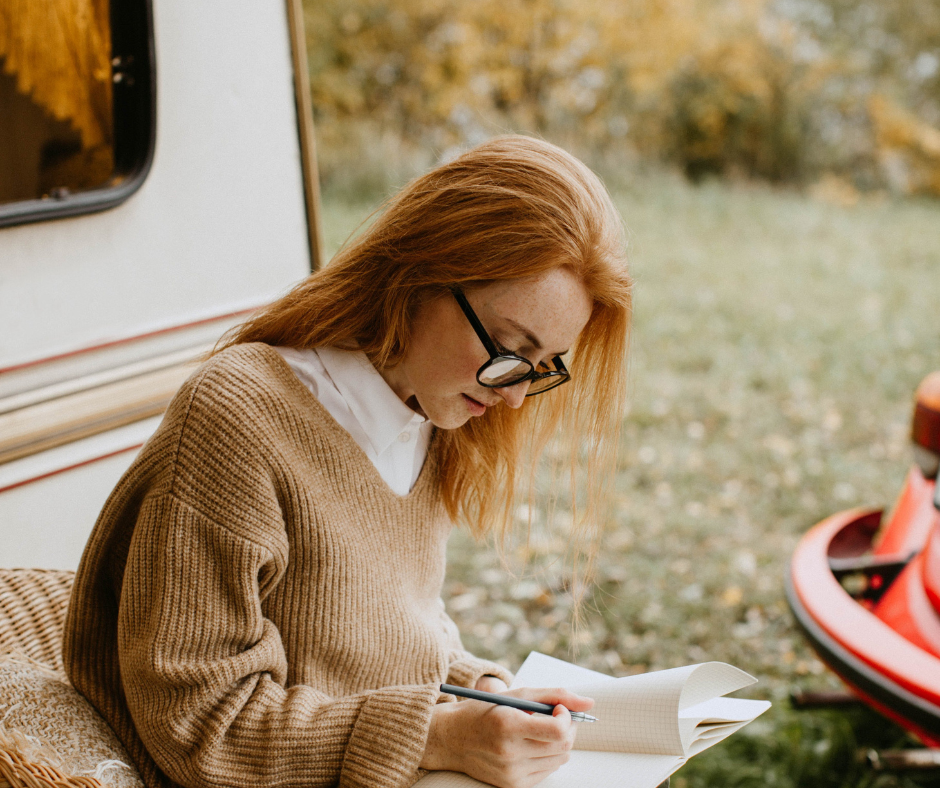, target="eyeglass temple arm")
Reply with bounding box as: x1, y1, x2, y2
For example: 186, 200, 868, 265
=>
450, 287, 502, 358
